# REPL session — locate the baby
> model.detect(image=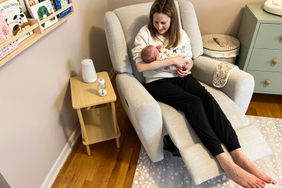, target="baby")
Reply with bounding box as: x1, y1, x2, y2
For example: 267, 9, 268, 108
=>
141, 45, 191, 72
